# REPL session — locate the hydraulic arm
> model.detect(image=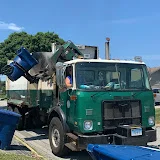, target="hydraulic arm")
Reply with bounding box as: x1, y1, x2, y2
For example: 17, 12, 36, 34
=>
1, 41, 83, 83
